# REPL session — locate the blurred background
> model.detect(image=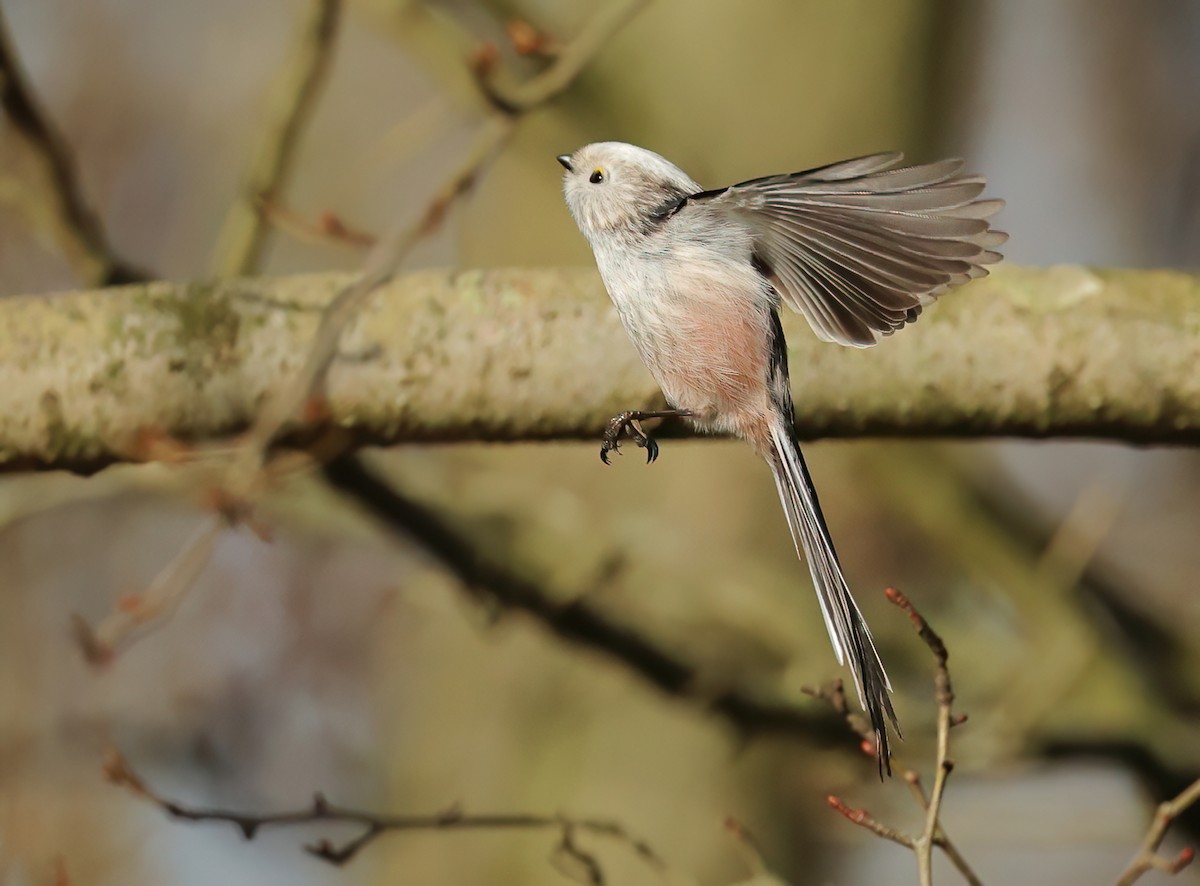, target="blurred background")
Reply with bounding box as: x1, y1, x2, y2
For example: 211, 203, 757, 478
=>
1, 1, 1199, 883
